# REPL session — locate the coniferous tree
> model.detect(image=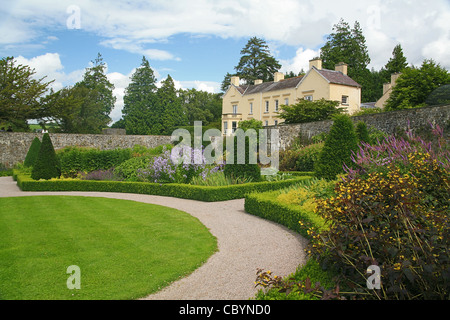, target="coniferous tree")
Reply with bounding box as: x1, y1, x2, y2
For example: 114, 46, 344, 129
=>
221, 37, 281, 91
320, 19, 372, 102
74, 53, 116, 133
122, 56, 158, 135
157, 75, 187, 135
31, 133, 60, 180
